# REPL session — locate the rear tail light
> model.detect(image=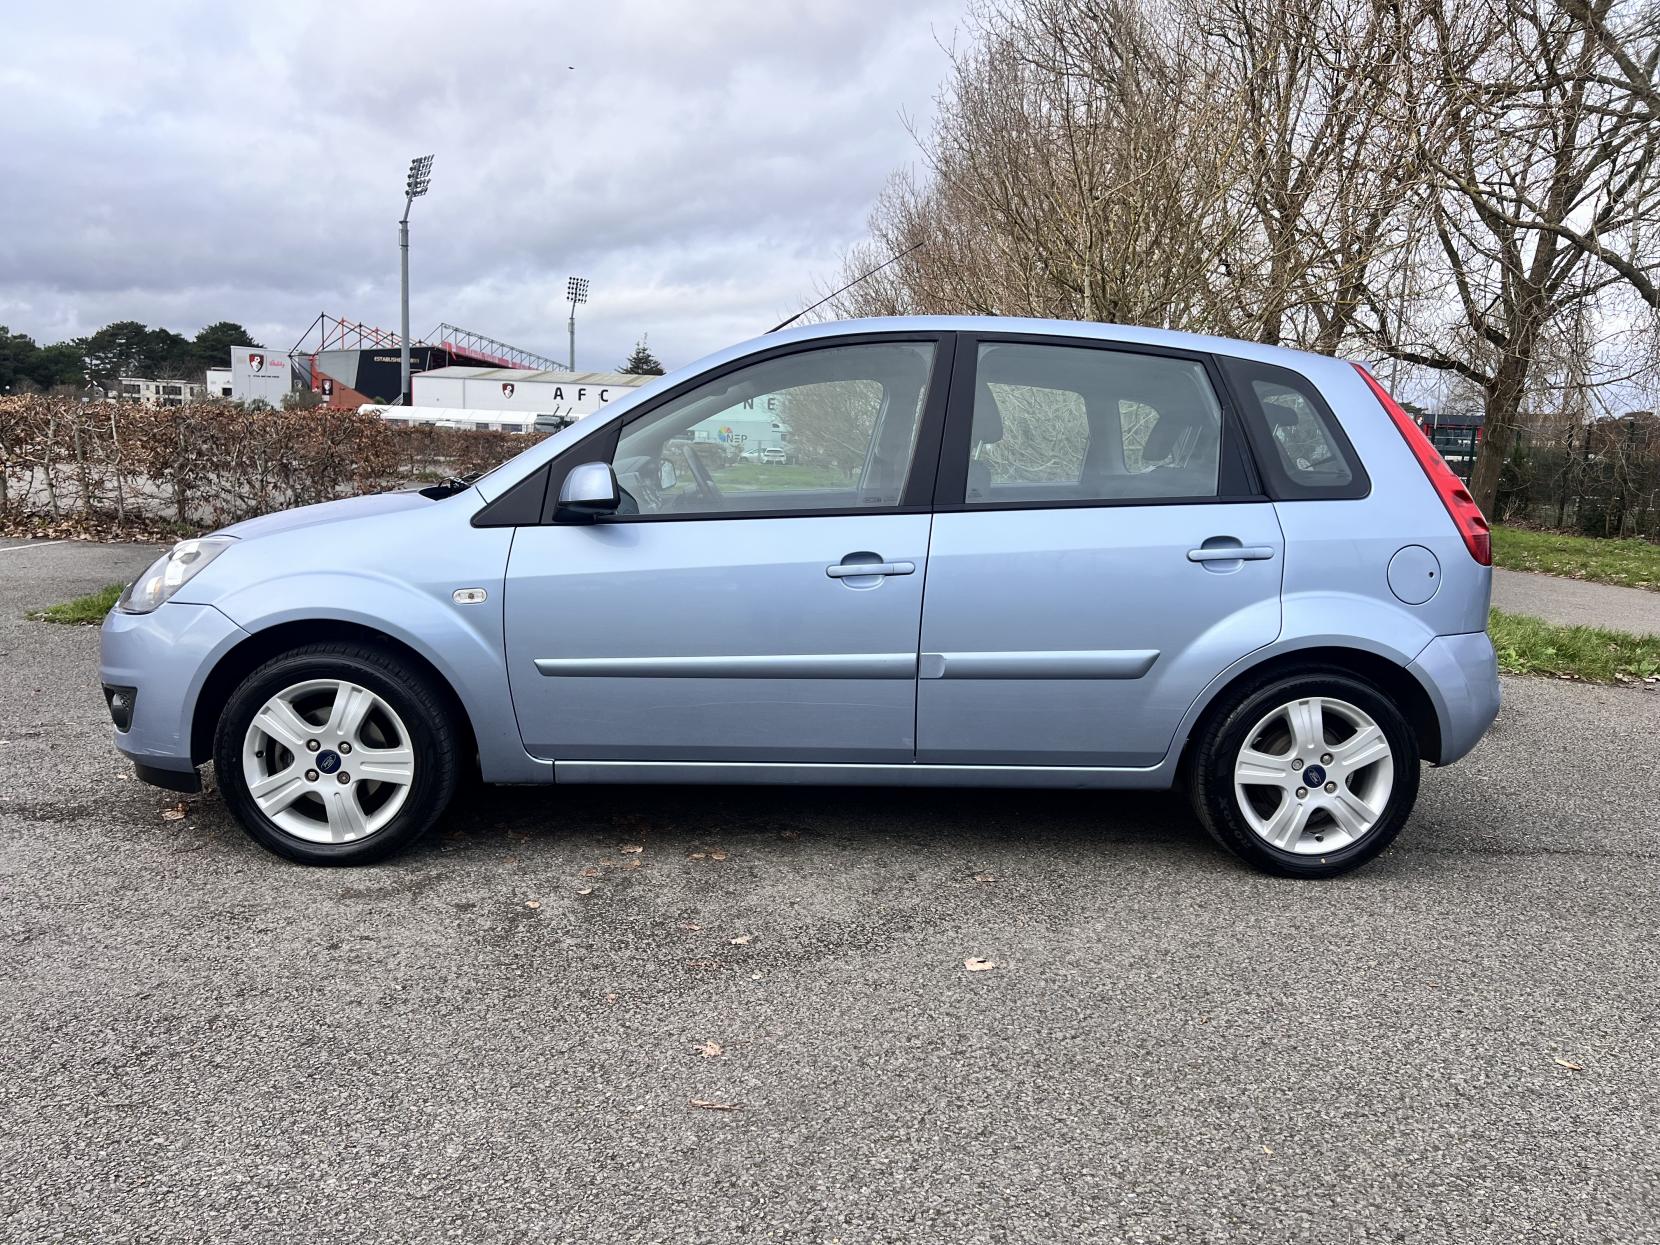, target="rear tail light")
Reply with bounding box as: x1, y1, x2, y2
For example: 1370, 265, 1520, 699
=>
1352, 364, 1491, 566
